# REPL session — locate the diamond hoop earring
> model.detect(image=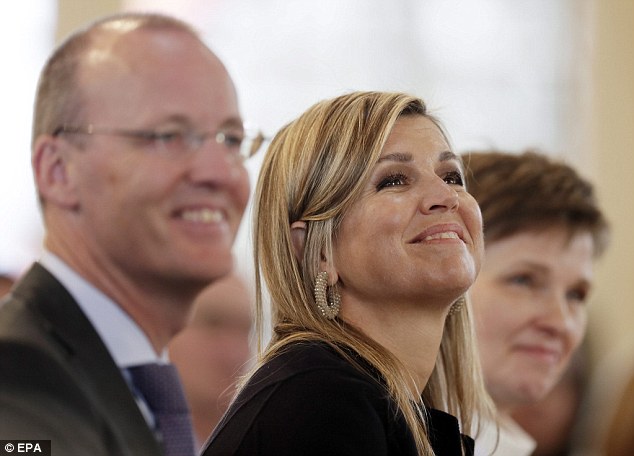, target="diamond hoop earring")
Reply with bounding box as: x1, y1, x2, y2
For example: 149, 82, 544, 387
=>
448, 295, 466, 316
314, 271, 341, 320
